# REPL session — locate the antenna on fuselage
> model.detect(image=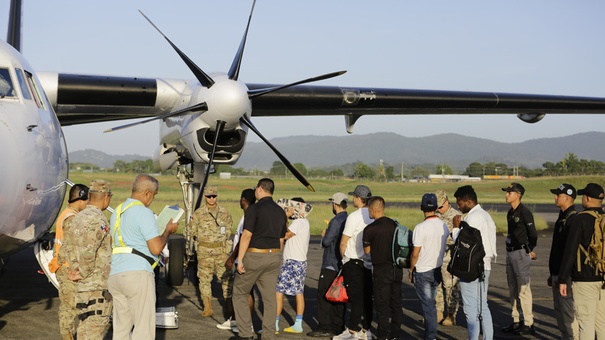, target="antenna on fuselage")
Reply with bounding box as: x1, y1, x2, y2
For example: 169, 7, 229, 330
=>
7, 0, 22, 51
